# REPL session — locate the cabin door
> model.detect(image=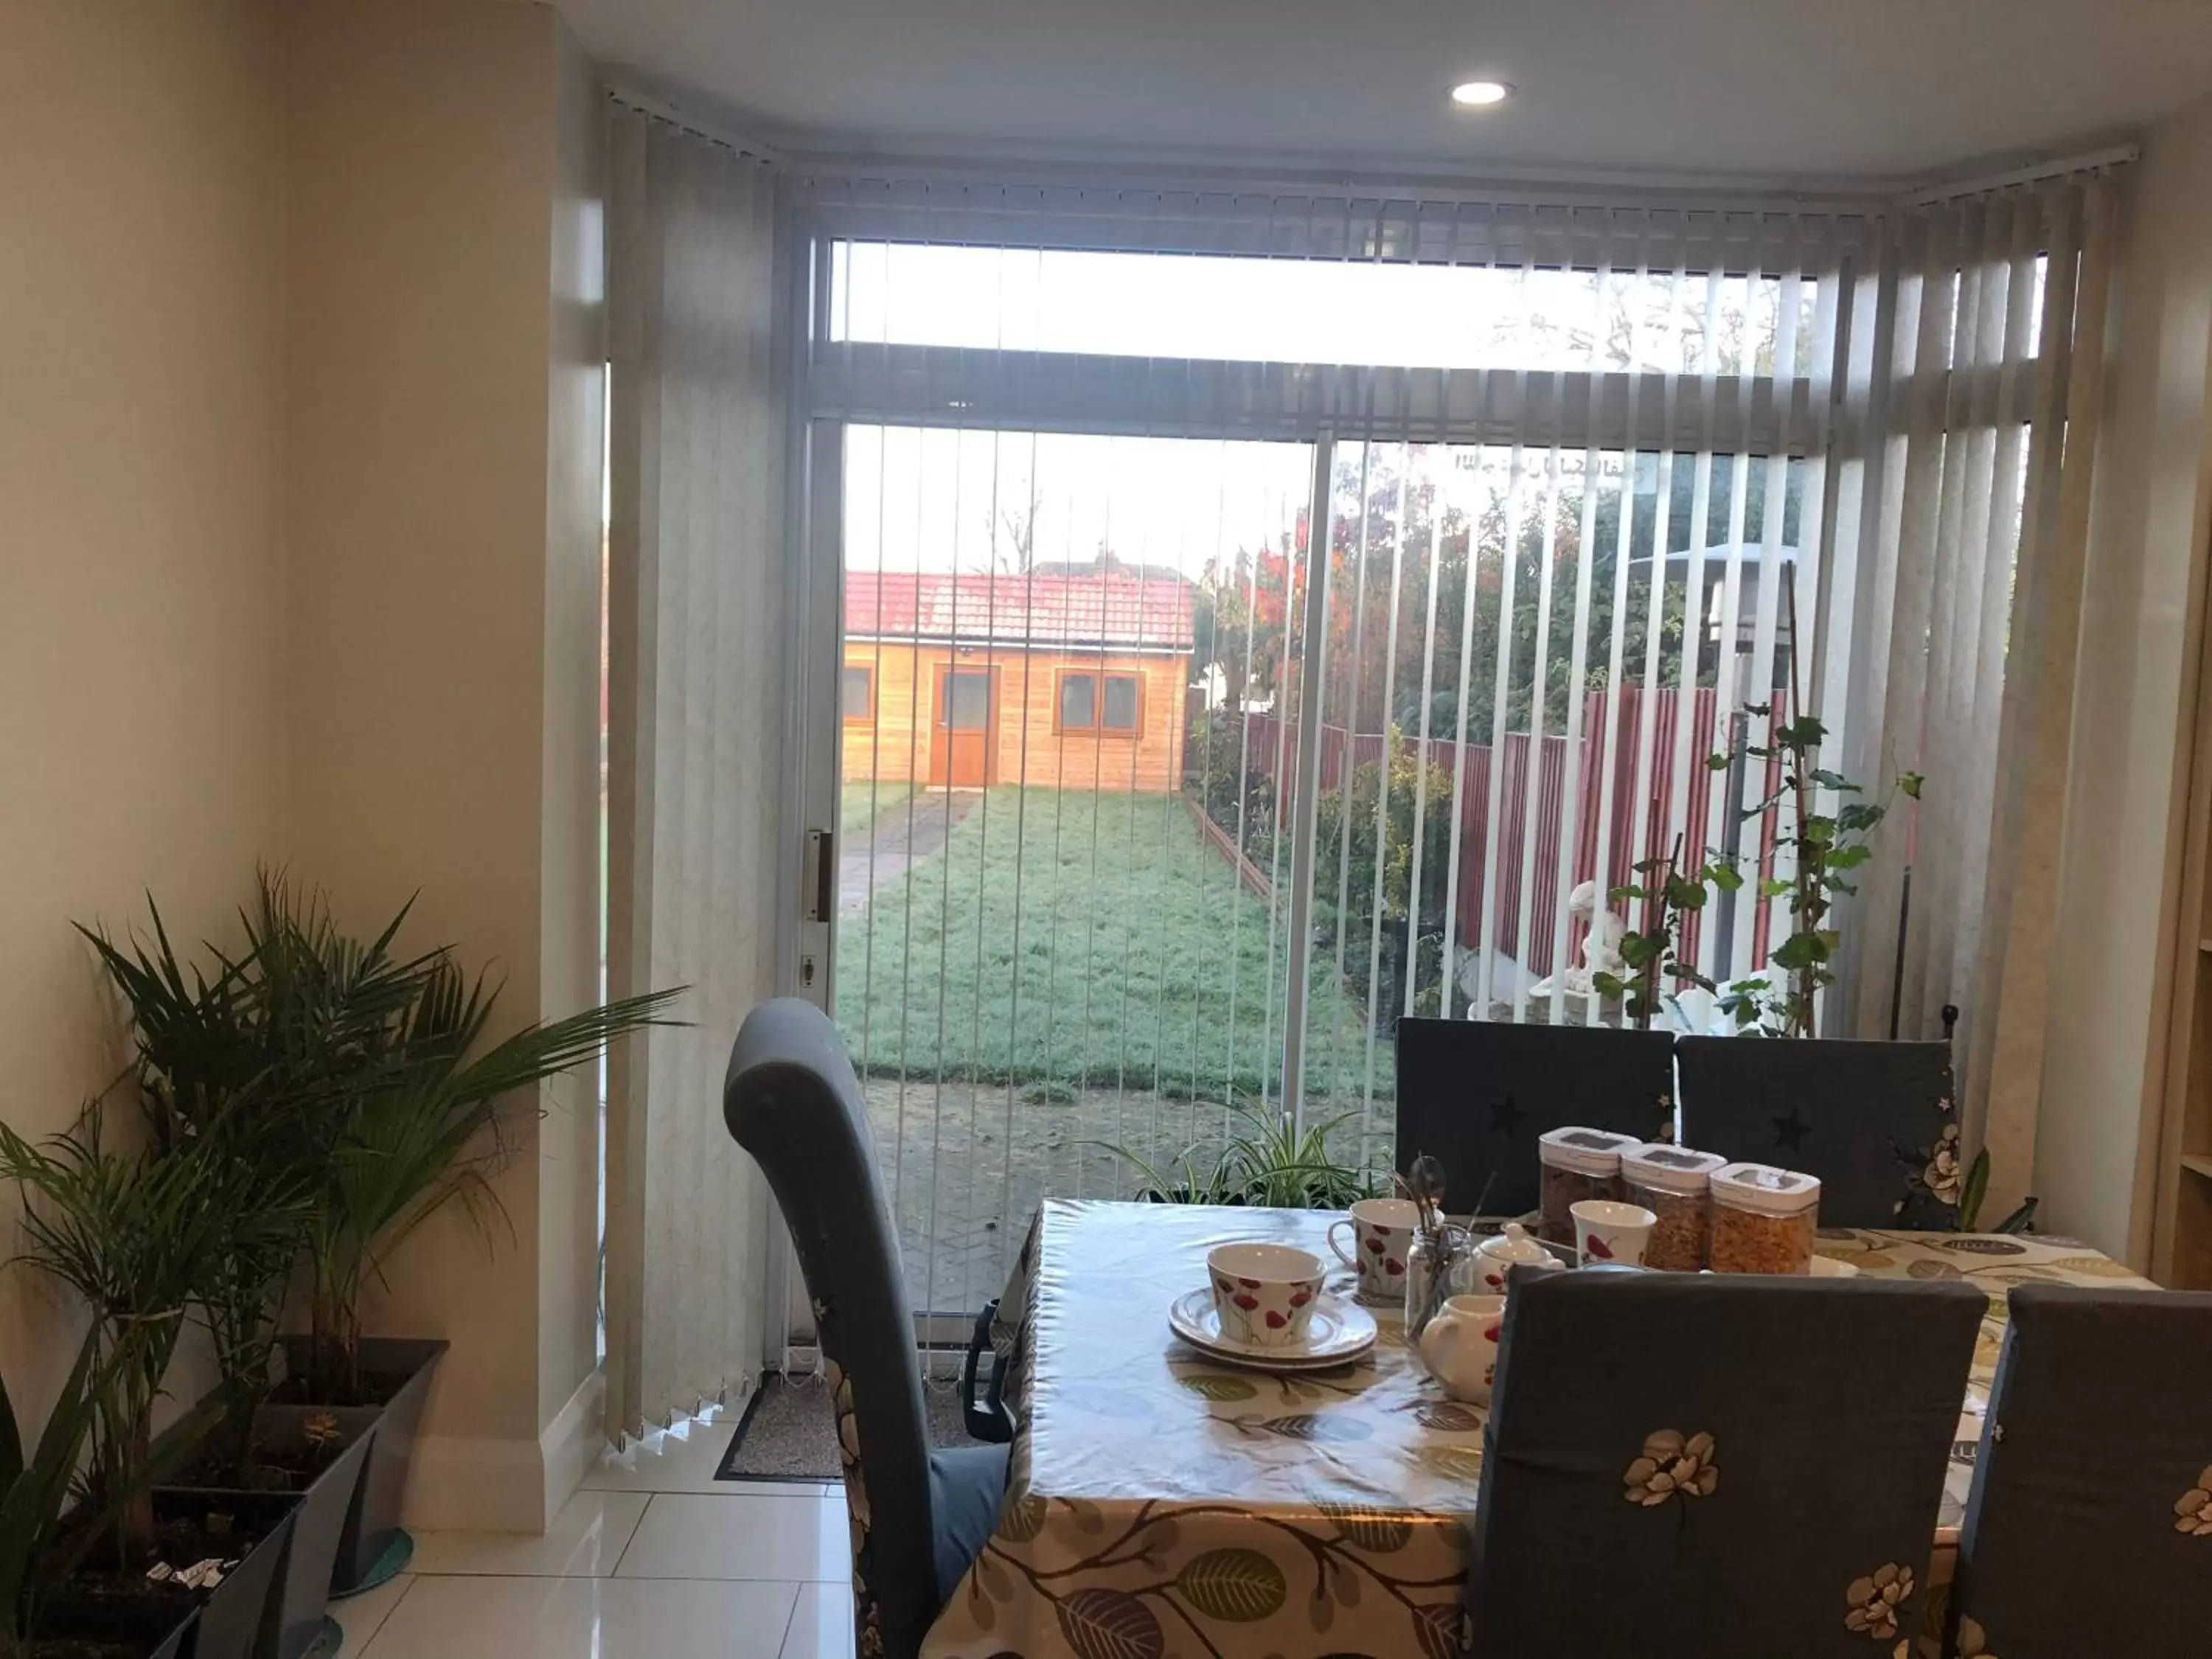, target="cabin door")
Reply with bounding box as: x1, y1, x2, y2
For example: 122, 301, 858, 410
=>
928, 663, 997, 787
